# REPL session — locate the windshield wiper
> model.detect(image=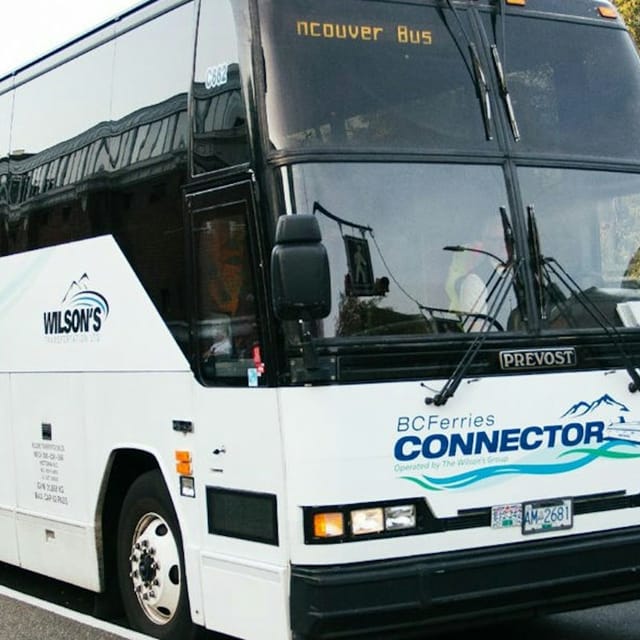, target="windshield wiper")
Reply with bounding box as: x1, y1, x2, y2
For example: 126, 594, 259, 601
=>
443, 0, 493, 141
527, 205, 546, 320
527, 206, 640, 393
490, 0, 520, 143
425, 210, 522, 405
491, 44, 520, 142
500, 205, 526, 319
470, 43, 493, 141
425, 257, 523, 406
